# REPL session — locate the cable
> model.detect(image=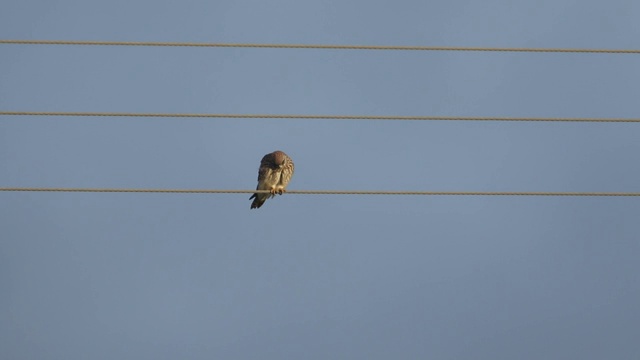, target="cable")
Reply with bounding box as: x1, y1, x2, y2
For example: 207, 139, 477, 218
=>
1, 188, 638, 196
1, 39, 639, 54
2, 111, 639, 123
